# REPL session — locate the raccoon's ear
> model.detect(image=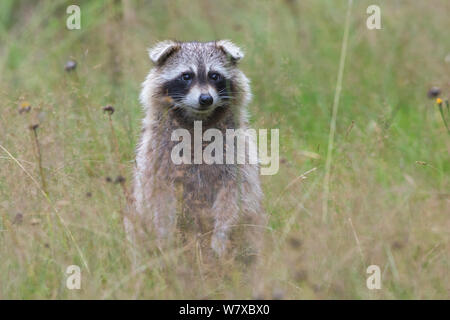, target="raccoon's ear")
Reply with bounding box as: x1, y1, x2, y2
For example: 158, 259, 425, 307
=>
216, 40, 244, 63
148, 40, 180, 65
